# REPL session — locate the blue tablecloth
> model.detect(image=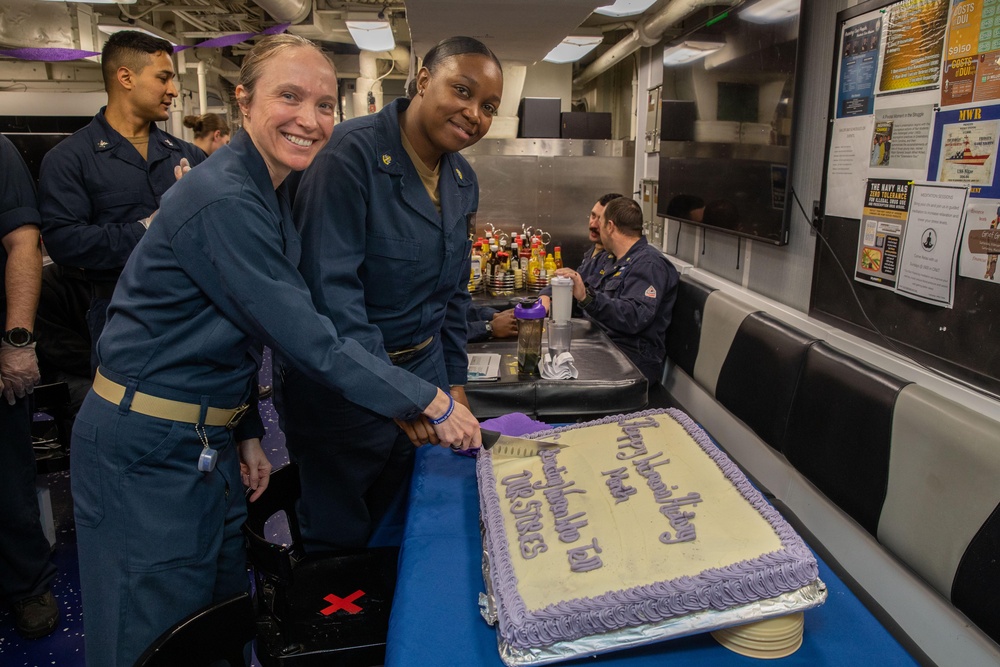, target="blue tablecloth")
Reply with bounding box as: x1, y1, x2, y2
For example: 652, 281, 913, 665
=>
386, 421, 920, 667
